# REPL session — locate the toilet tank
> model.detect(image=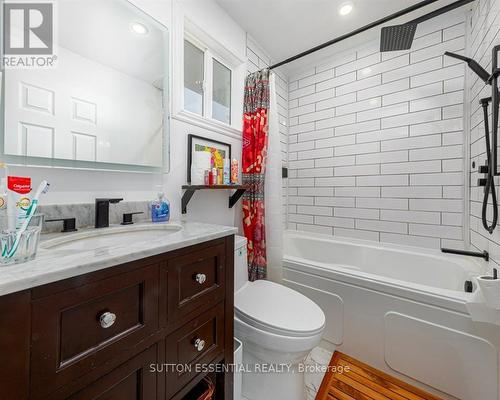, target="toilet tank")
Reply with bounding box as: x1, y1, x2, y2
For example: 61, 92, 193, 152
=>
234, 236, 248, 292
